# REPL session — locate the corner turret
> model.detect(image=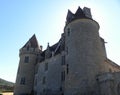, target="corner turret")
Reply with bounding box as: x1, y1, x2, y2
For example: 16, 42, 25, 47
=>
14, 34, 42, 95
